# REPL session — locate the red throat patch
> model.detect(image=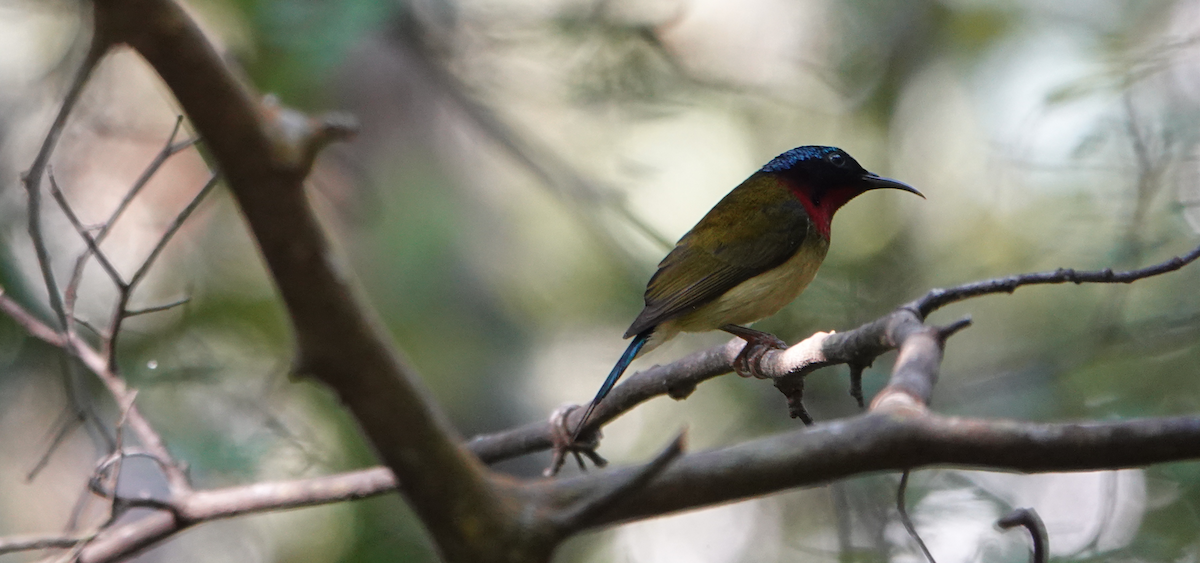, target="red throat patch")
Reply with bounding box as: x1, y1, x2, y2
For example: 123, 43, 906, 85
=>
785, 183, 861, 239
